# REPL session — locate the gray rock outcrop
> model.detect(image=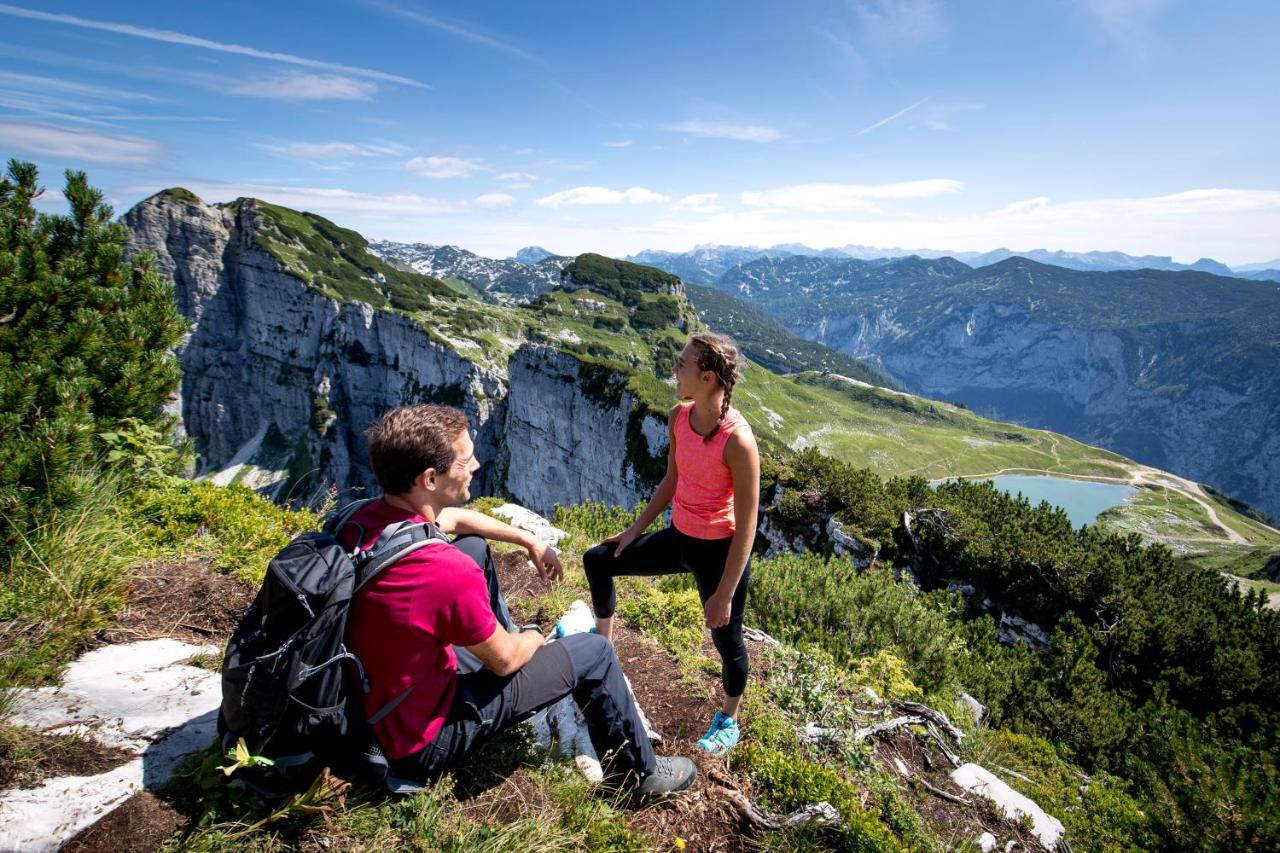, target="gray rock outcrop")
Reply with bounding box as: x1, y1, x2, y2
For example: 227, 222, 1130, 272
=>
124, 192, 664, 510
